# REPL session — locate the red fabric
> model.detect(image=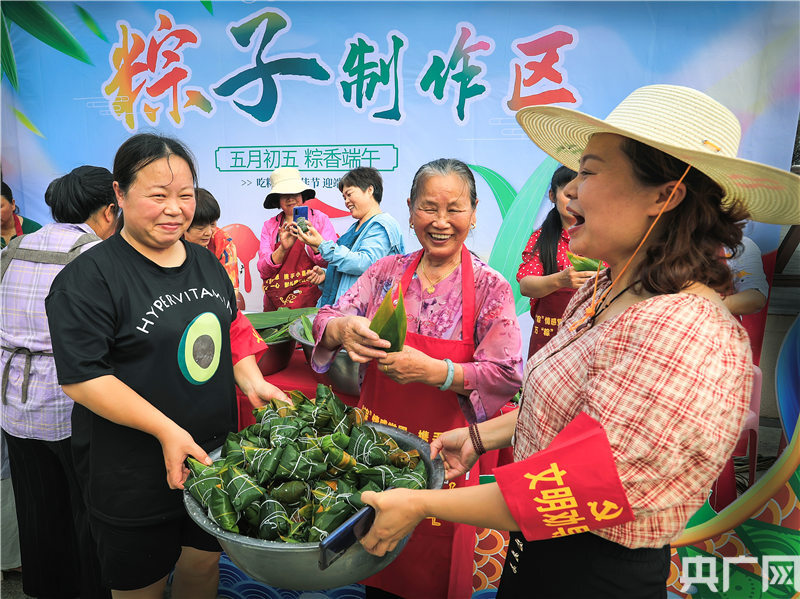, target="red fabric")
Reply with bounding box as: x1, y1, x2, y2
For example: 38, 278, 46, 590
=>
262, 238, 321, 310
739, 249, 776, 366
527, 287, 576, 358
230, 311, 266, 366
359, 246, 477, 599
13, 213, 23, 237
494, 412, 633, 542
236, 349, 359, 431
